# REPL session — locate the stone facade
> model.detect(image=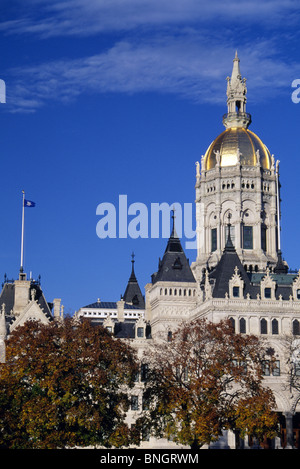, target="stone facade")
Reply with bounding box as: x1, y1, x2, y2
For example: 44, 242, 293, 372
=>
0, 272, 63, 363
